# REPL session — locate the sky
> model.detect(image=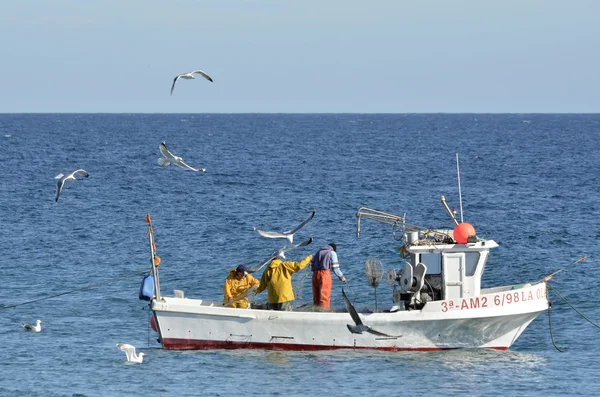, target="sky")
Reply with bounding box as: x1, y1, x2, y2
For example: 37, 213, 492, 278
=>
1, 0, 599, 113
